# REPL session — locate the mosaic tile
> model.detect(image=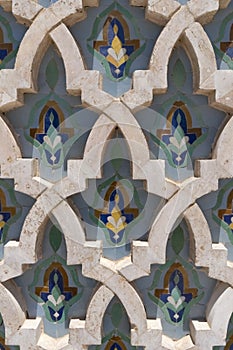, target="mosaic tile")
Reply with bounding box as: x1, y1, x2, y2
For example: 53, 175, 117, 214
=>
6, 46, 98, 182
0, 6, 26, 69
89, 3, 144, 81
156, 101, 202, 167
71, 0, 161, 97
209, 179, 233, 261
70, 134, 164, 260
0, 0, 232, 348
15, 222, 97, 337
135, 47, 225, 181
134, 222, 216, 339
0, 179, 34, 260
